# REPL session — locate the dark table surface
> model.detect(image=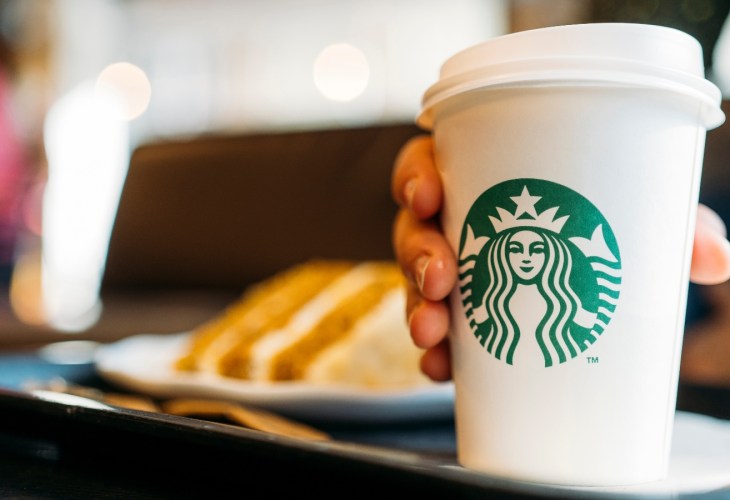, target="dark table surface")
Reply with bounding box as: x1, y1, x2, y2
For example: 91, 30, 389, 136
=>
1, 342, 730, 499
